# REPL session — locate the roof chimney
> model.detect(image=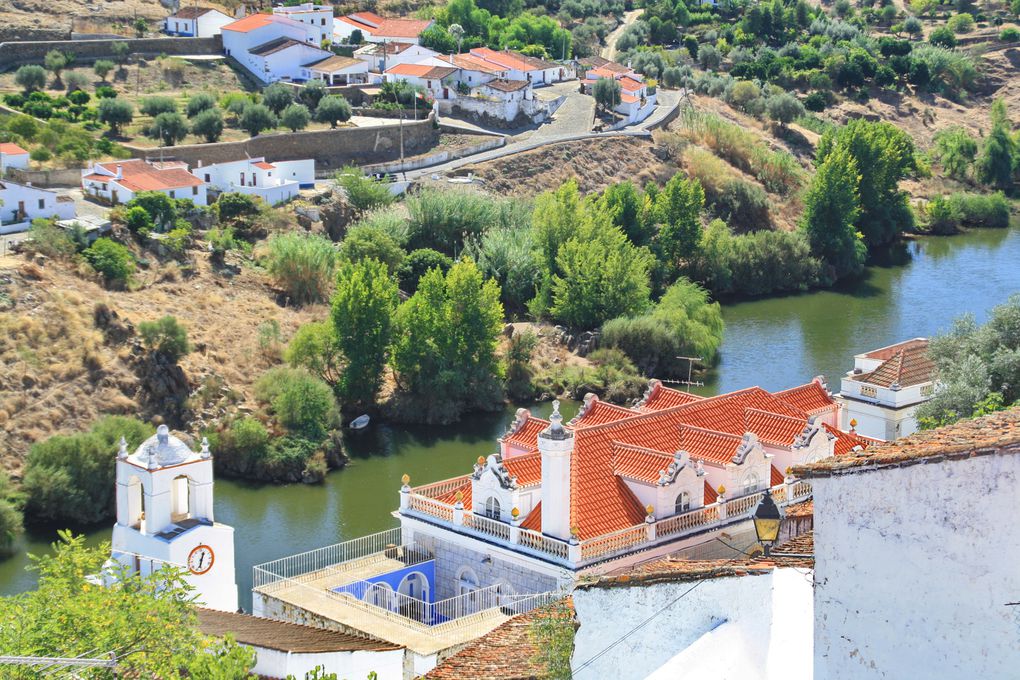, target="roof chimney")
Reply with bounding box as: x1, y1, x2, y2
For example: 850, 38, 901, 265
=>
115, 164, 123, 179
